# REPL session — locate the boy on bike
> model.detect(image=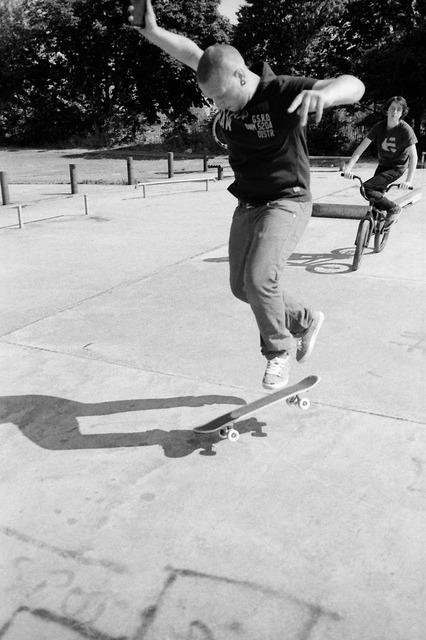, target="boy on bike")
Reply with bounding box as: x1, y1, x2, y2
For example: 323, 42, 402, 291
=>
344, 96, 417, 230
128, 0, 365, 390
